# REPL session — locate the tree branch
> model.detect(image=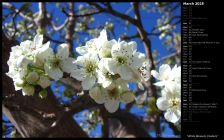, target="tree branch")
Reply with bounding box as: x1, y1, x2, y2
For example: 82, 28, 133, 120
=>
65, 3, 75, 54
50, 18, 69, 31
3, 2, 33, 22
155, 51, 180, 64
89, 3, 136, 26
100, 108, 109, 138
132, 2, 161, 137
